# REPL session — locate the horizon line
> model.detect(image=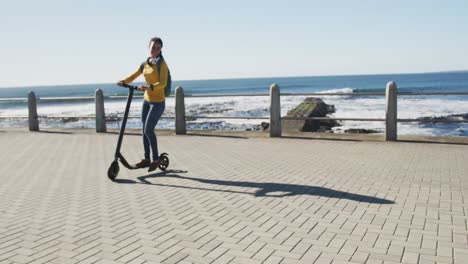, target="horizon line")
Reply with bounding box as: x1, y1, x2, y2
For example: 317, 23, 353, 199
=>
1, 69, 467, 89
